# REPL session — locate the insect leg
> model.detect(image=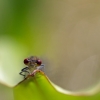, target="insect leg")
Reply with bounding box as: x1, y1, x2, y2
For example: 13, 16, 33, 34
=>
19, 67, 30, 78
